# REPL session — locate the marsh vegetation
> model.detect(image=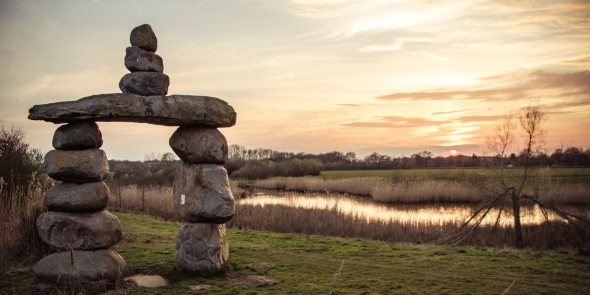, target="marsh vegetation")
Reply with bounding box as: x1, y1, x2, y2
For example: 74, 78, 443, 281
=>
103, 175, 590, 250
